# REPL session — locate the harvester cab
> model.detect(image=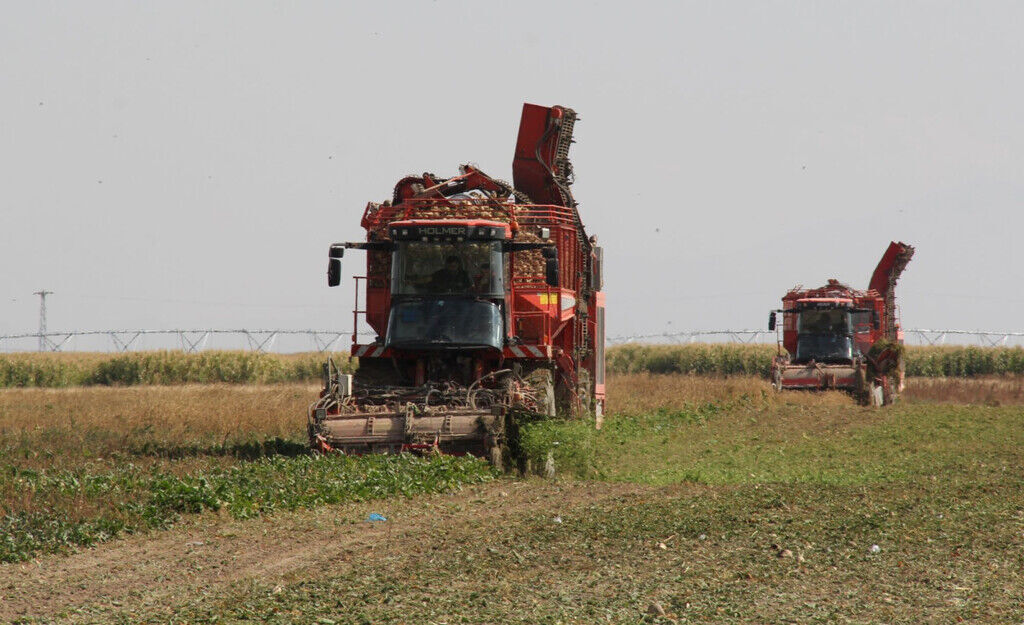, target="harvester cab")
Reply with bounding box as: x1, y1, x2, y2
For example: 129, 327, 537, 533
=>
770, 299, 880, 366
329, 221, 558, 357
